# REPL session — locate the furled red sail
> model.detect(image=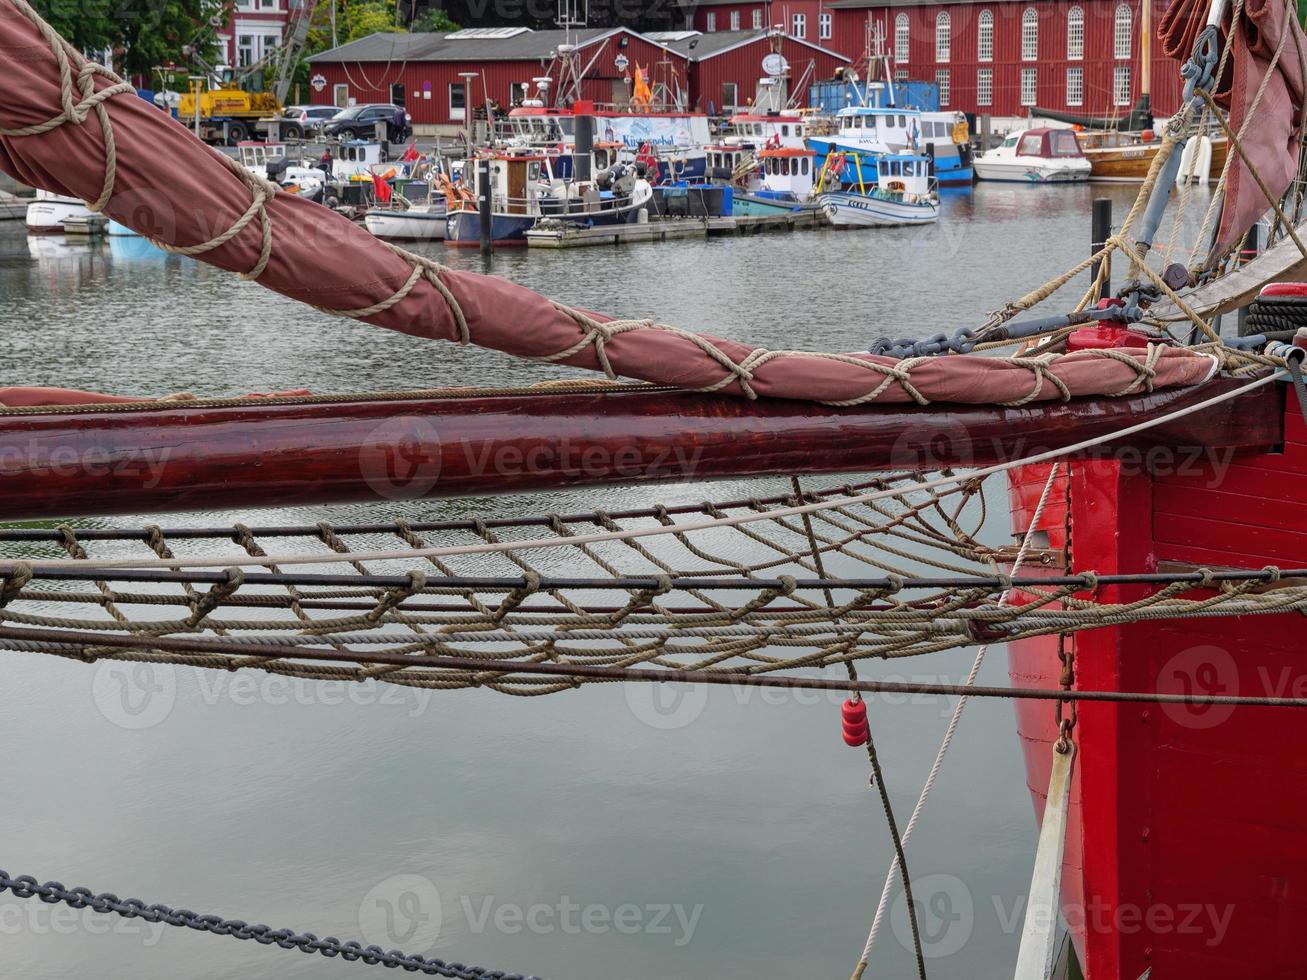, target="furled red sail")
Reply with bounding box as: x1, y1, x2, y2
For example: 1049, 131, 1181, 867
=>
1160, 0, 1307, 256
0, 0, 1218, 406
